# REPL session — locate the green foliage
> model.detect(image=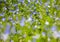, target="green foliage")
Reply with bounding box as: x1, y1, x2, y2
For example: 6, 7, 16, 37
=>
0, 0, 60, 42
